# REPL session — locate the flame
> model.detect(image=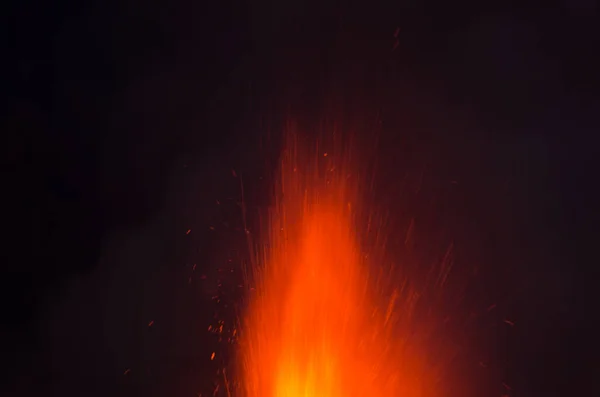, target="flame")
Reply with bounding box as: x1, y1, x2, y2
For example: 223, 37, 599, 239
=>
238, 128, 440, 397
